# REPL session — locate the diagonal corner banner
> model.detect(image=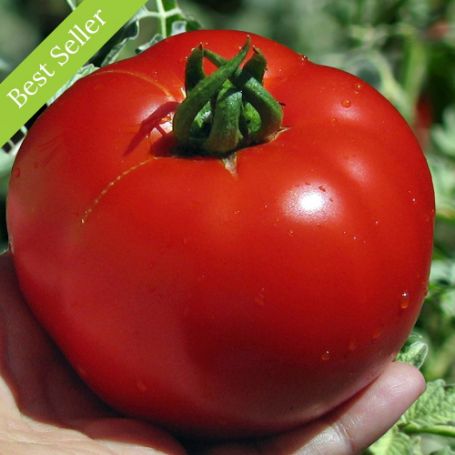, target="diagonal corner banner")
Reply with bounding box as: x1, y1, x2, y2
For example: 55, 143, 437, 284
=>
0, 0, 148, 149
